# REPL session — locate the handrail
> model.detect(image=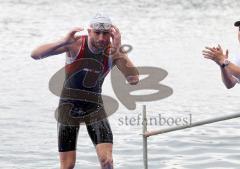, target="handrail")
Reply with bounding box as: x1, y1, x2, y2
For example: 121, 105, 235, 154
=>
144, 112, 240, 137
142, 105, 240, 169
